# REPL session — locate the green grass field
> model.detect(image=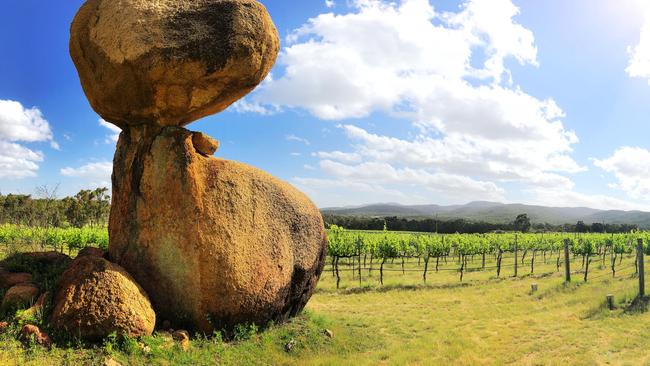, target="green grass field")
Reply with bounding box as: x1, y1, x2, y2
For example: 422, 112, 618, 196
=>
1, 245, 649, 365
